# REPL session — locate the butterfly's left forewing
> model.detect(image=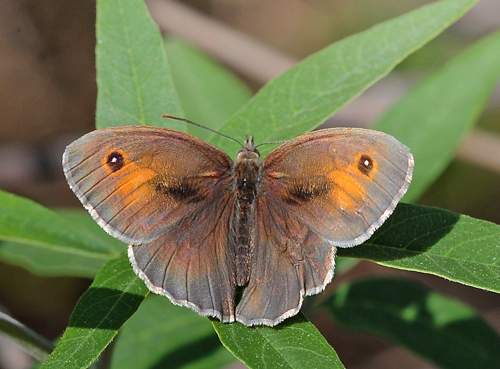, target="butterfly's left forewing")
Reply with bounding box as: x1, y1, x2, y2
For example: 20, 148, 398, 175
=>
263, 128, 413, 247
